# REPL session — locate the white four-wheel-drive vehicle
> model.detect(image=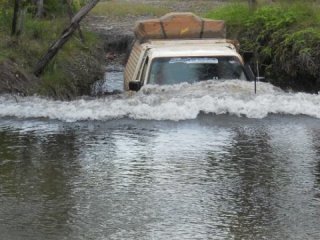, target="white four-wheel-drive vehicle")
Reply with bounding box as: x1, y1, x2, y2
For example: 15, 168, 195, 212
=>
124, 12, 255, 91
